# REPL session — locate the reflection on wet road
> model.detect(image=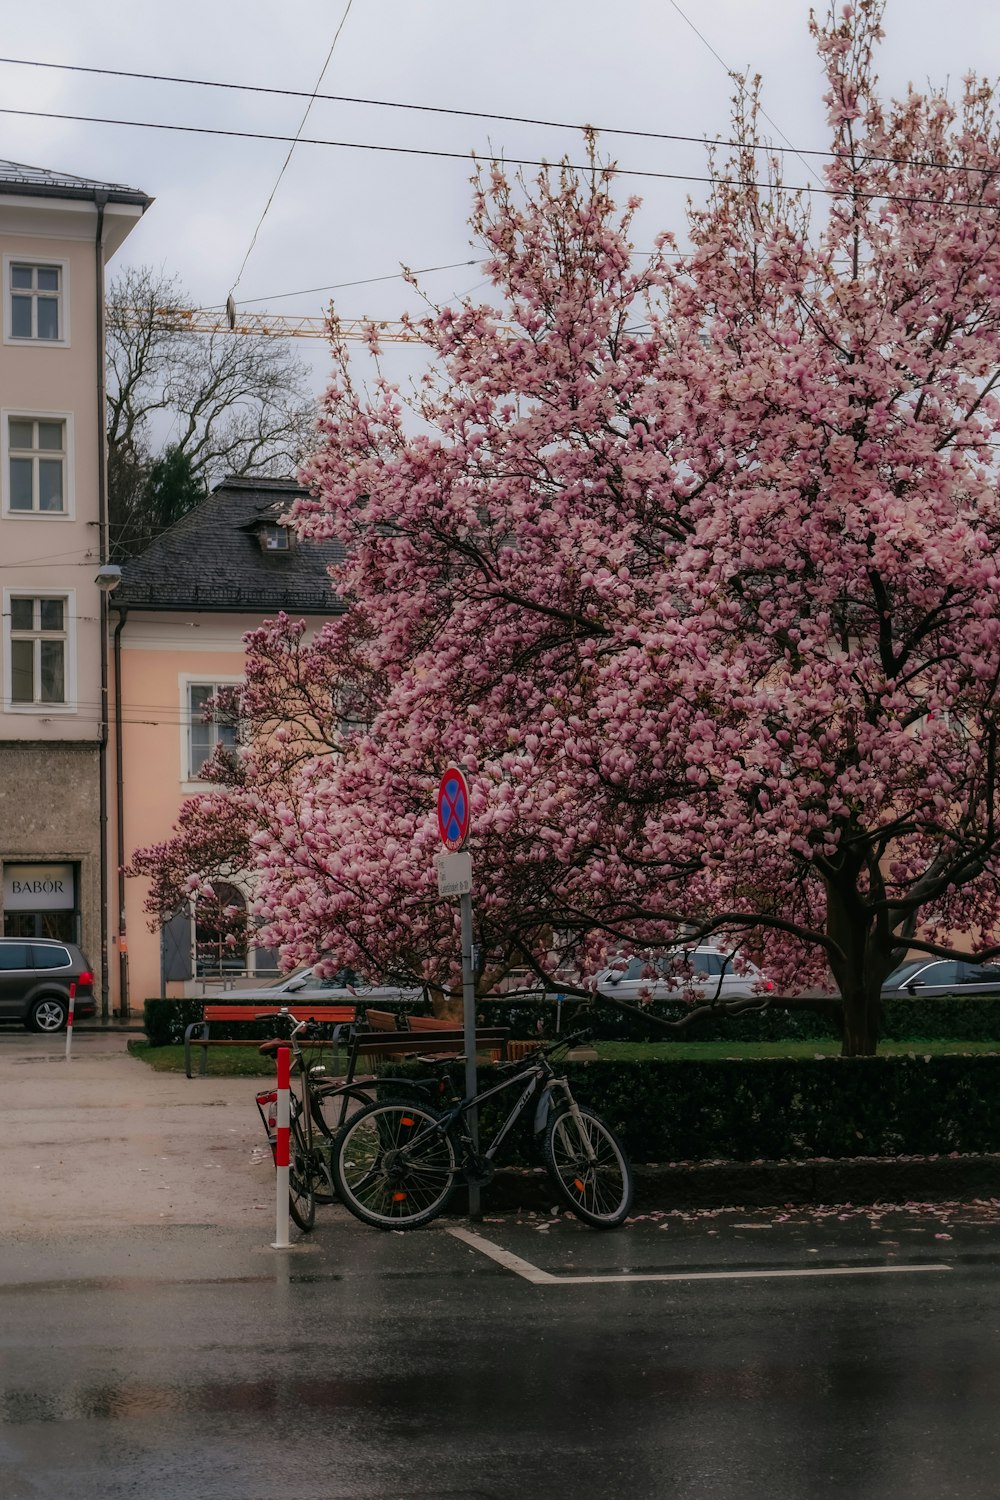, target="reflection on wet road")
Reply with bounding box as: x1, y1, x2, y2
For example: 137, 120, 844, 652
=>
3, 1210, 1000, 1499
